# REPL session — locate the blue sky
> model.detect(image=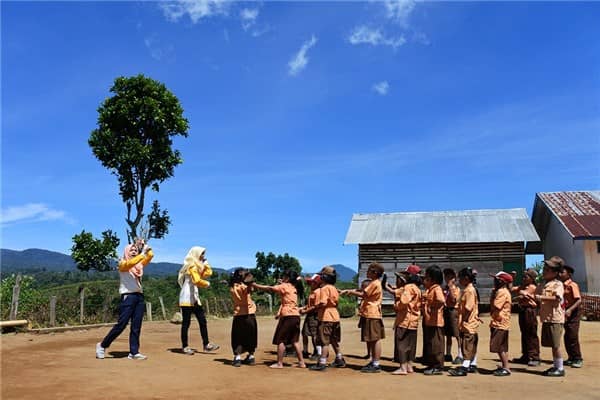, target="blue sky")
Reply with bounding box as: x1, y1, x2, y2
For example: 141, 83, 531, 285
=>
2, 1, 599, 272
